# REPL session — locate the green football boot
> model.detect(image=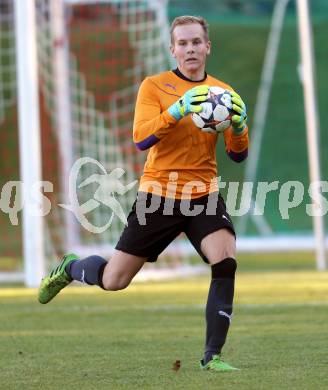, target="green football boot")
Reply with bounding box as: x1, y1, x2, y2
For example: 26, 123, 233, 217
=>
38, 253, 79, 304
200, 355, 239, 372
